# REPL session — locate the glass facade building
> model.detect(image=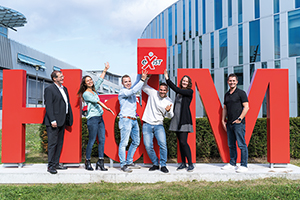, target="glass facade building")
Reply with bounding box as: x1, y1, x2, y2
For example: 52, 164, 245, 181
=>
141, 0, 300, 117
